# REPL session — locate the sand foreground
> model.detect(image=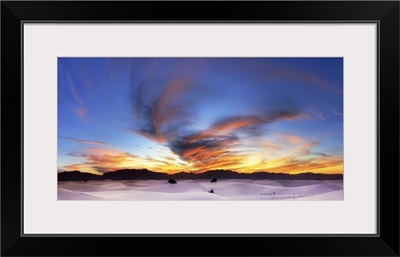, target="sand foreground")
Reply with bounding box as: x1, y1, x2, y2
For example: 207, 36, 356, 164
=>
58, 179, 343, 201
